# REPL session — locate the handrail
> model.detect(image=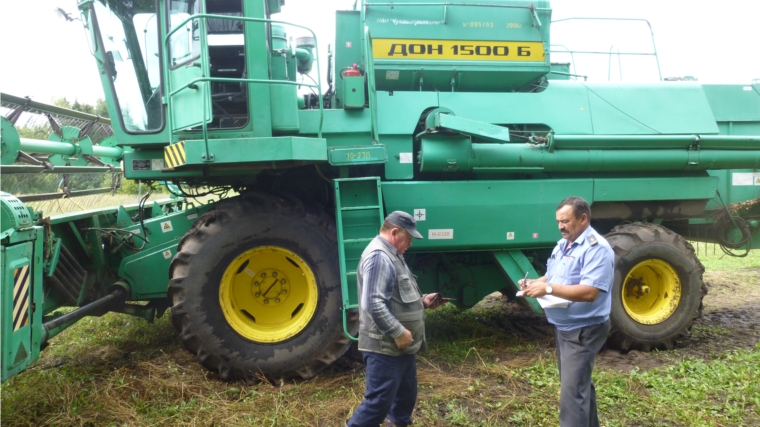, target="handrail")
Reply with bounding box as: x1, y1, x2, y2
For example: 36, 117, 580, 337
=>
608, 45, 622, 82
549, 44, 578, 75
163, 13, 324, 162
364, 26, 379, 144
361, 1, 547, 41
550, 17, 663, 81
363, 2, 546, 25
